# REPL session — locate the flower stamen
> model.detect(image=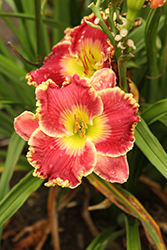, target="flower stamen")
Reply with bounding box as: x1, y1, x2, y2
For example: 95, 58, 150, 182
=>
74, 111, 88, 138
77, 46, 101, 76
89, 47, 97, 64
